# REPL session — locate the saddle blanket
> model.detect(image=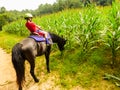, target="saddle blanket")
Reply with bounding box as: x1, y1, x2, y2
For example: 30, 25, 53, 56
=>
29, 34, 52, 44
29, 35, 45, 42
